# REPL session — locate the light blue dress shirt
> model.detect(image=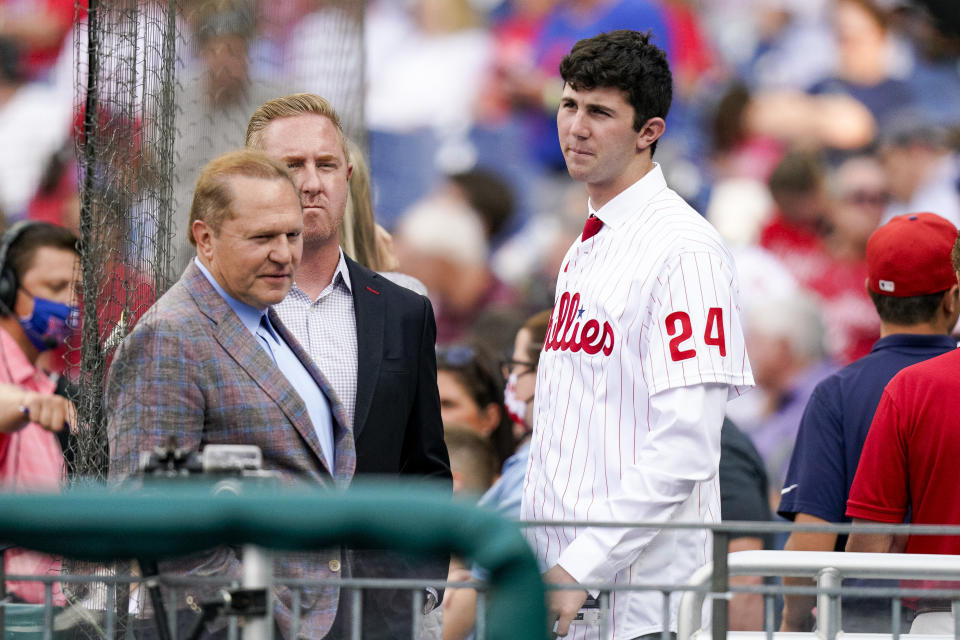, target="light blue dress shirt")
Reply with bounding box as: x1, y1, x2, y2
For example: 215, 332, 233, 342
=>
194, 258, 335, 469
